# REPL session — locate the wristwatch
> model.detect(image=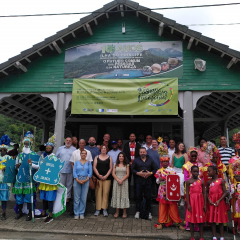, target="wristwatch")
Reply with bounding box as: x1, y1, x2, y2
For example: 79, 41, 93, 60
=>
151, 172, 153, 174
